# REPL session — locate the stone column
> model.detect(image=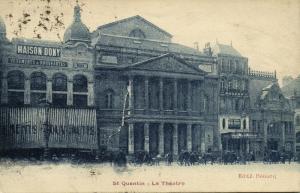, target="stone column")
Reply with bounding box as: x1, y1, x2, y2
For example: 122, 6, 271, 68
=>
24, 77, 30, 105
46, 78, 52, 104
128, 123, 134, 154
187, 124, 192, 152
159, 78, 163, 113
263, 120, 268, 150
246, 139, 250, 153
144, 77, 149, 112
187, 80, 192, 114
144, 123, 150, 152
201, 127, 206, 153
88, 81, 95, 107
128, 76, 134, 114
173, 123, 178, 155
158, 123, 164, 155
67, 79, 73, 106
1, 74, 8, 104
173, 79, 177, 114
282, 121, 286, 151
